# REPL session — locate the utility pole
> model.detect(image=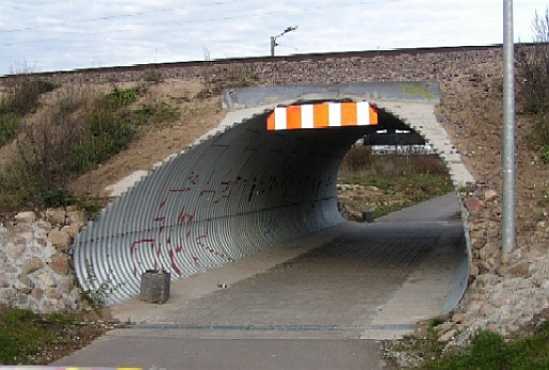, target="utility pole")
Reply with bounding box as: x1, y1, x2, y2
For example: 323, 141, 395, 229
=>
502, 0, 516, 256
270, 36, 276, 57
270, 26, 298, 56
